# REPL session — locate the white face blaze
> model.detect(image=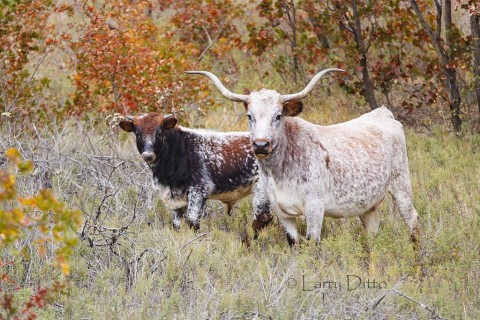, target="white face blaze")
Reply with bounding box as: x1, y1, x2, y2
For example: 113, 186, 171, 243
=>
246, 90, 285, 157
141, 134, 155, 163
